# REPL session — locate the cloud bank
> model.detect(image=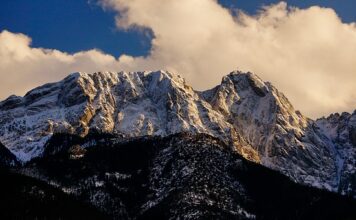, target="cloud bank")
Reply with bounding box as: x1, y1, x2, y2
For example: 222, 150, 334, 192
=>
1, 1, 356, 118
